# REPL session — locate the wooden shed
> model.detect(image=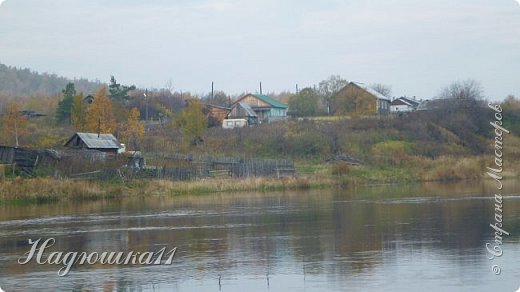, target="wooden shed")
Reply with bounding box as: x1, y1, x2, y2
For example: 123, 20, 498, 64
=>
64, 133, 122, 155
202, 104, 230, 127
